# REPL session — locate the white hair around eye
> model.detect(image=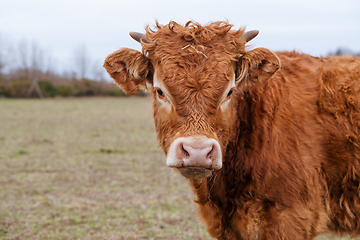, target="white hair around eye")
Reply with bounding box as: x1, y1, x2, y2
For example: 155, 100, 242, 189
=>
153, 72, 173, 109
220, 75, 235, 109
